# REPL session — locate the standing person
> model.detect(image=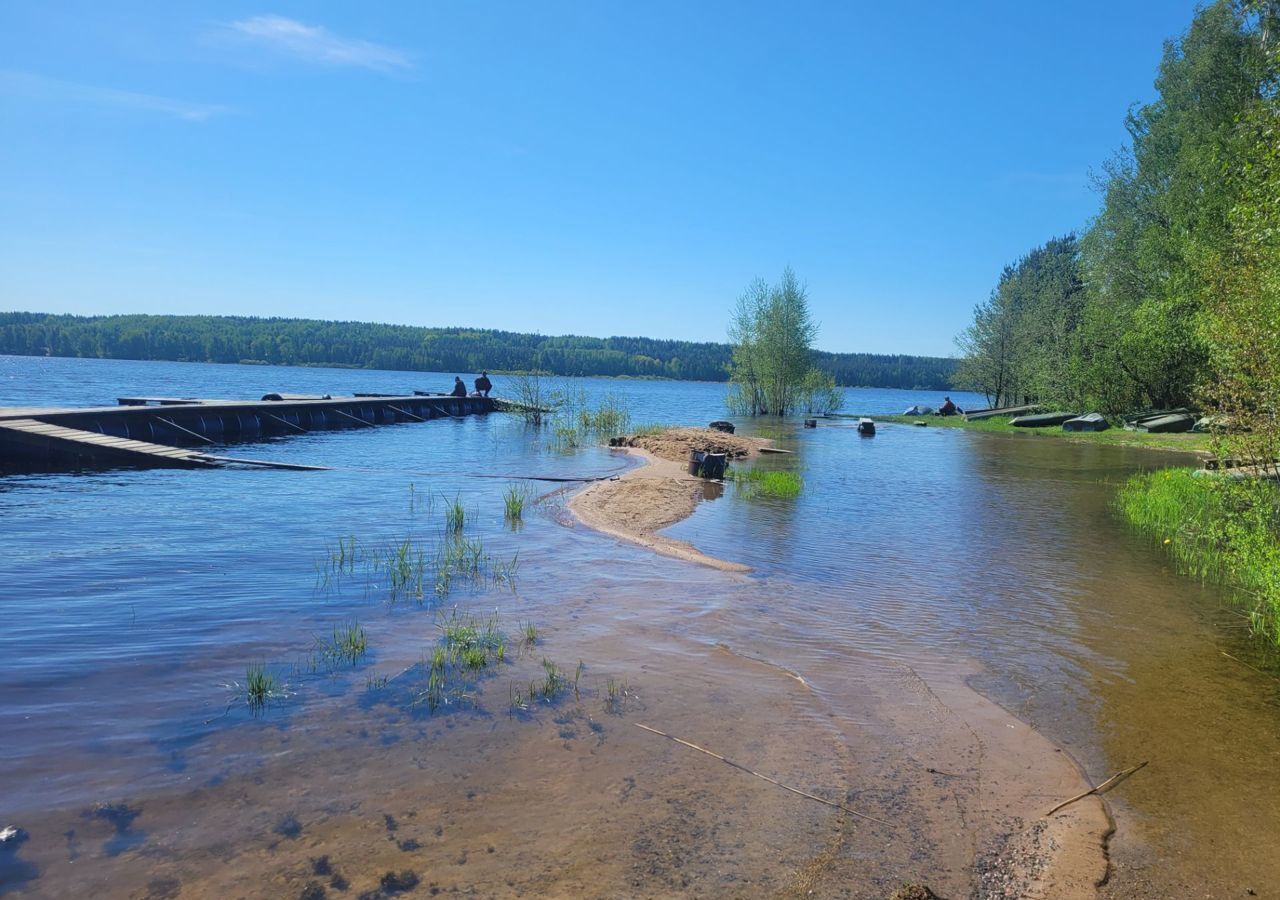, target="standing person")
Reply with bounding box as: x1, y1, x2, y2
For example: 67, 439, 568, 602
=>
474, 371, 492, 397
451, 376, 467, 398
